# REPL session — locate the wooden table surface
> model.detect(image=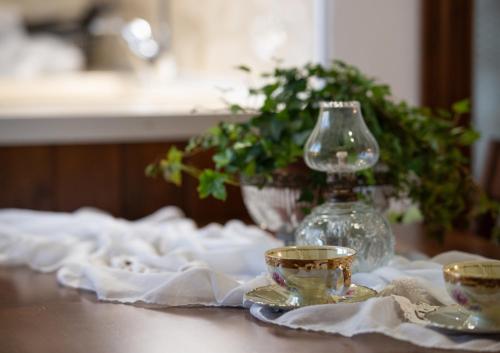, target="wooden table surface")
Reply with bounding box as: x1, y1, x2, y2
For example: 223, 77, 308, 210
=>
0, 224, 499, 353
